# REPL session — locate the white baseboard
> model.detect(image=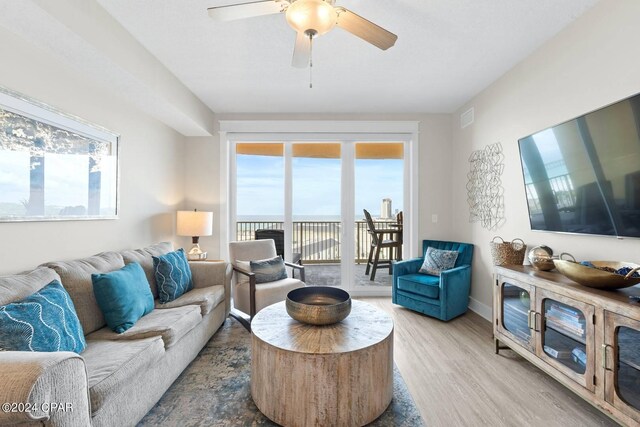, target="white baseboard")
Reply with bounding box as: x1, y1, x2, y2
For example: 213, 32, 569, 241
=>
353, 291, 492, 321
468, 297, 492, 321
